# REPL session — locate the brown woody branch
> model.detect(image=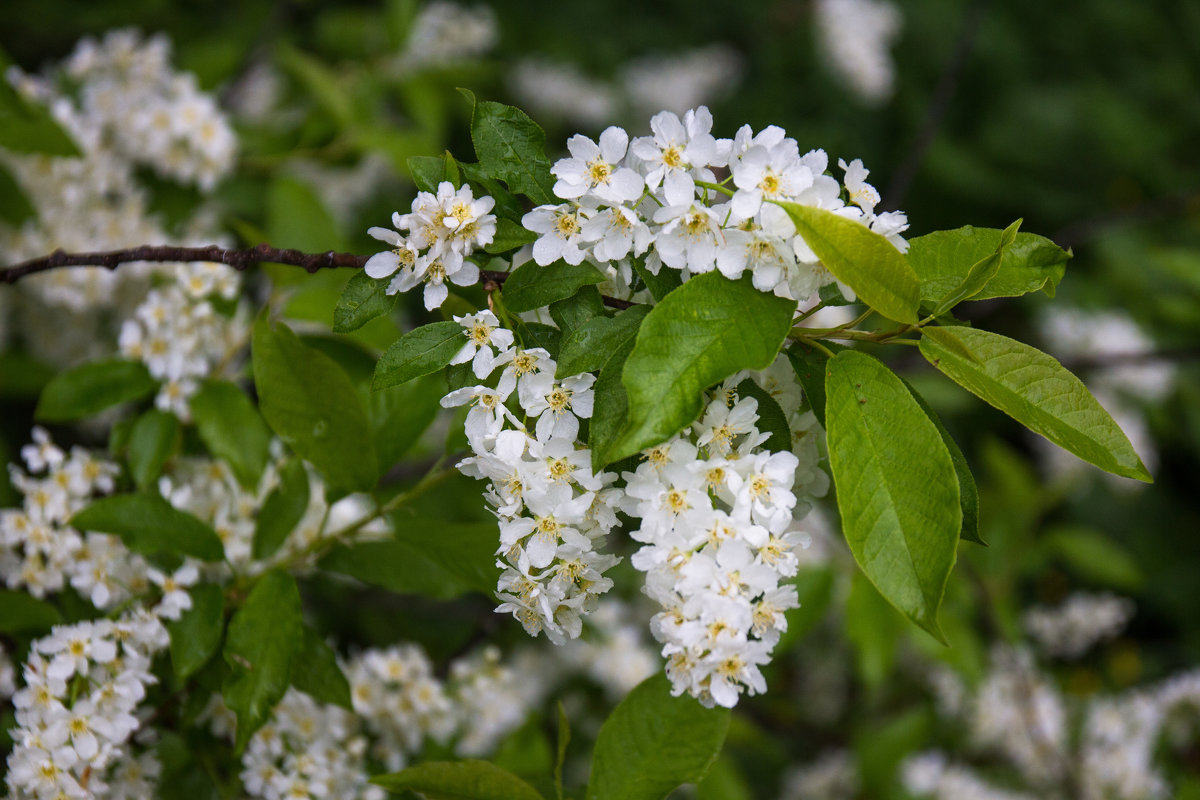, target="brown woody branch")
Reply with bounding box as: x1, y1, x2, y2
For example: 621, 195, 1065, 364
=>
0, 244, 634, 309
